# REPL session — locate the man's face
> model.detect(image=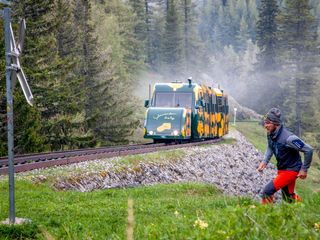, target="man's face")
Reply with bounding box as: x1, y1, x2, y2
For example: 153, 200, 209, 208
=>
264, 121, 278, 134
